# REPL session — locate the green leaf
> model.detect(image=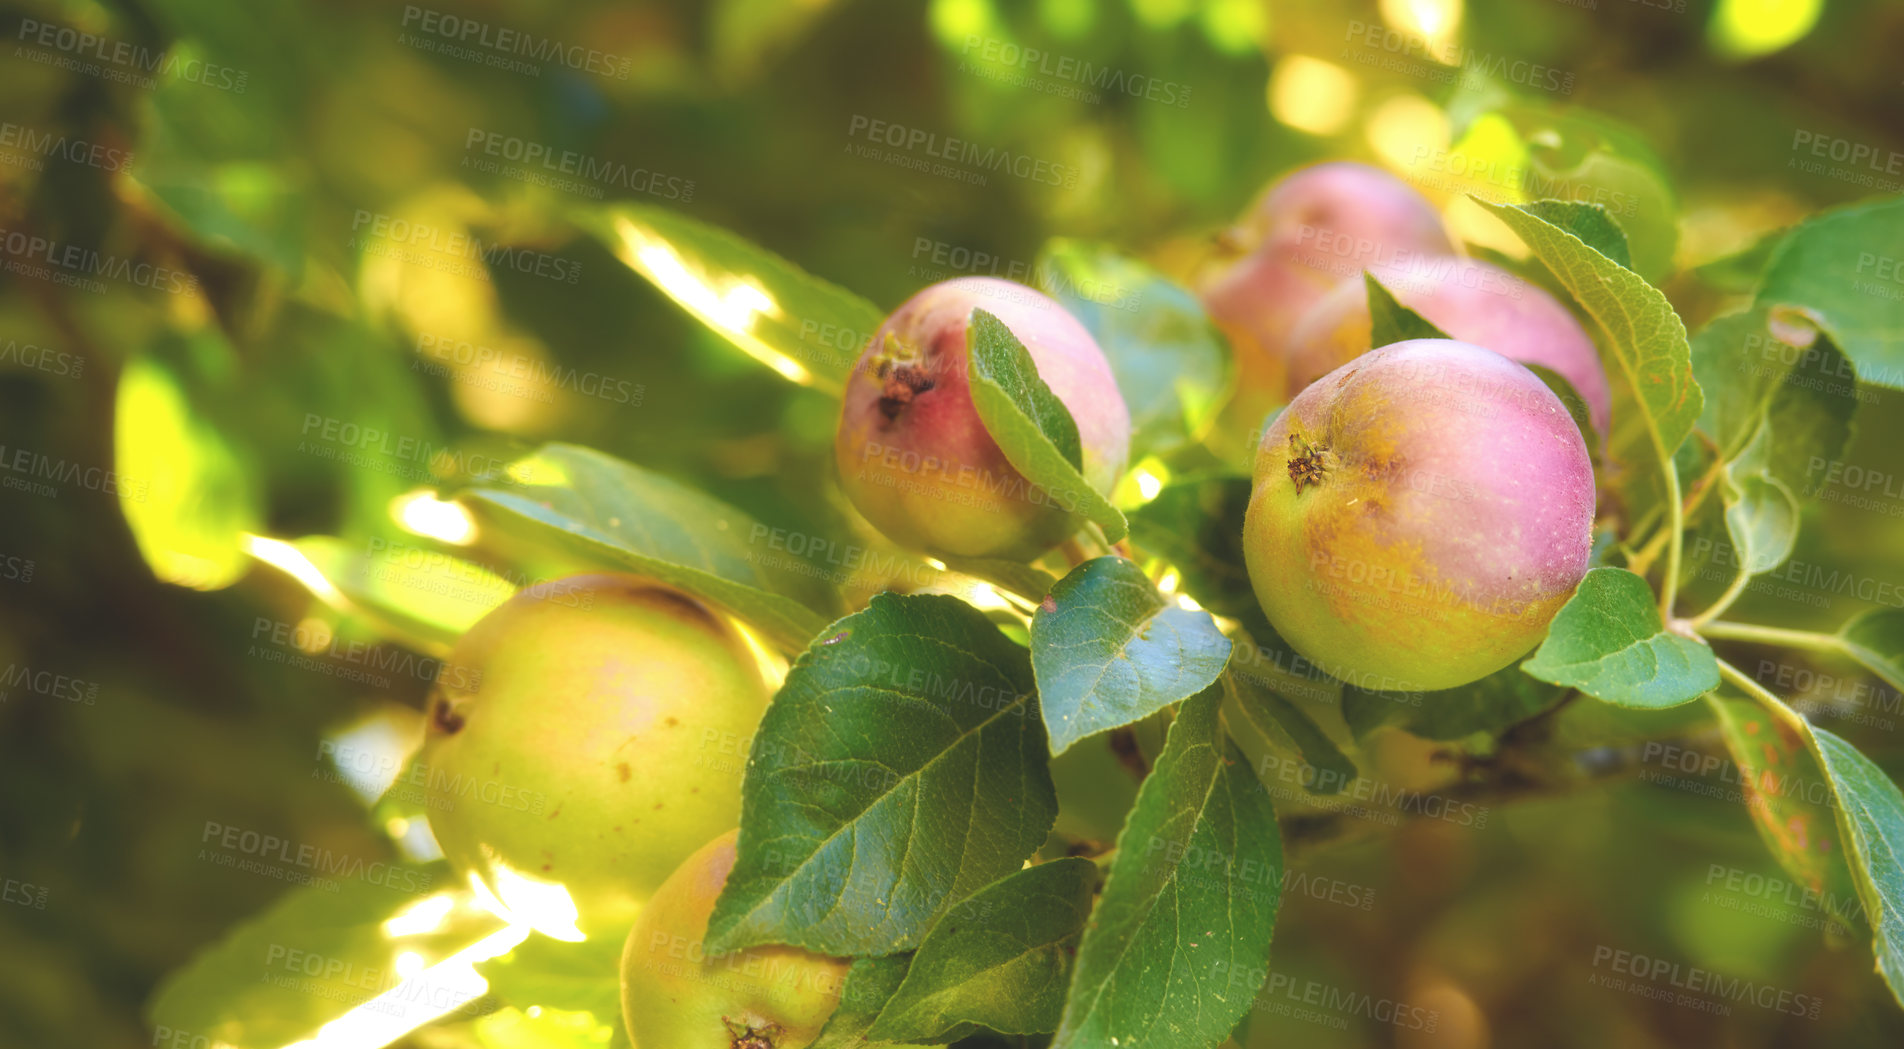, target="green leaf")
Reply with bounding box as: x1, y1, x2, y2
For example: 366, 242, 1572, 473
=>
812, 955, 915, 1049
1476, 199, 1703, 459
1035, 240, 1229, 461
967, 311, 1130, 543
707, 594, 1057, 956
1126, 474, 1257, 619
116, 337, 263, 592
1521, 567, 1719, 708
146, 866, 494, 1048
1364, 272, 1451, 346
1054, 685, 1282, 1049
867, 858, 1097, 1042
1520, 200, 1633, 270
1810, 729, 1904, 1006
1344, 665, 1567, 742
1708, 697, 1860, 933
574, 202, 886, 396
461, 443, 835, 652
1841, 609, 1904, 692
1223, 665, 1357, 795
1030, 557, 1233, 756
1757, 197, 1904, 390
969, 309, 1084, 471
